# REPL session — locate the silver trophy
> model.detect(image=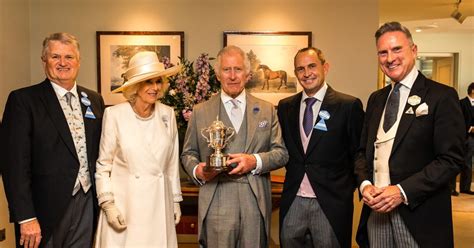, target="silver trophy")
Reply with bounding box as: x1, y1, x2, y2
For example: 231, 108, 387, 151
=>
201, 116, 236, 172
